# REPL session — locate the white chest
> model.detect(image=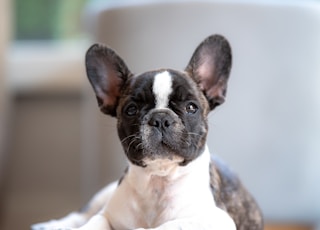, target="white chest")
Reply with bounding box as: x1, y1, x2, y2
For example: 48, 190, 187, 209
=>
105, 147, 216, 230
